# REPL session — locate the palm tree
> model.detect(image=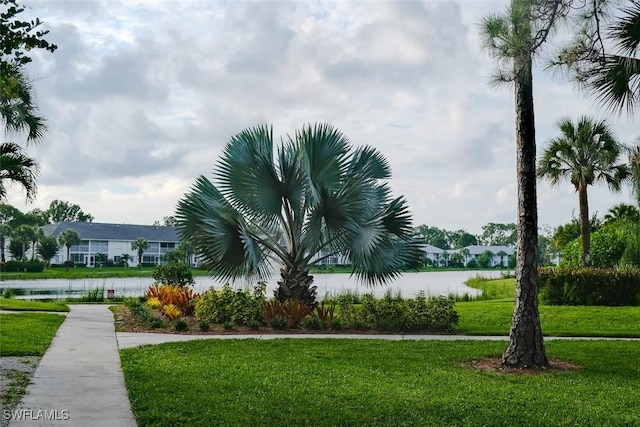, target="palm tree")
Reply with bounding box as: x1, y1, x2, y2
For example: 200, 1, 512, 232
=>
555, 2, 640, 115
460, 247, 471, 266
0, 142, 39, 202
28, 225, 42, 260
120, 253, 131, 269
538, 116, 629, 266
0, 223, 11, 263
604, 203, 640, 224
11, 224, 35, 261
131, 237, 149, 268
58, 228, 81, 271
497, 250, 508, 268
0, 63, 47, 143
481, 0, 569, 368
176, 123, 422, 307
